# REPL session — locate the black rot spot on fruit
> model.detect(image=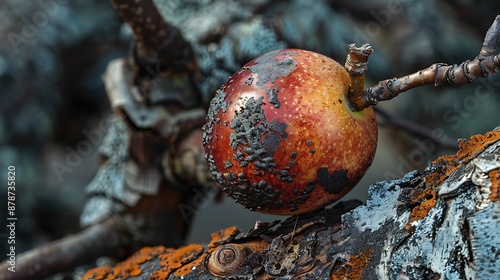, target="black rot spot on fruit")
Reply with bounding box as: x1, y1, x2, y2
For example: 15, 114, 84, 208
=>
244, 75, 254, 86
266, 86, 281, 108
250, 50, 298, 86
262, 135, 281, 155
317, 167, 350, 194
